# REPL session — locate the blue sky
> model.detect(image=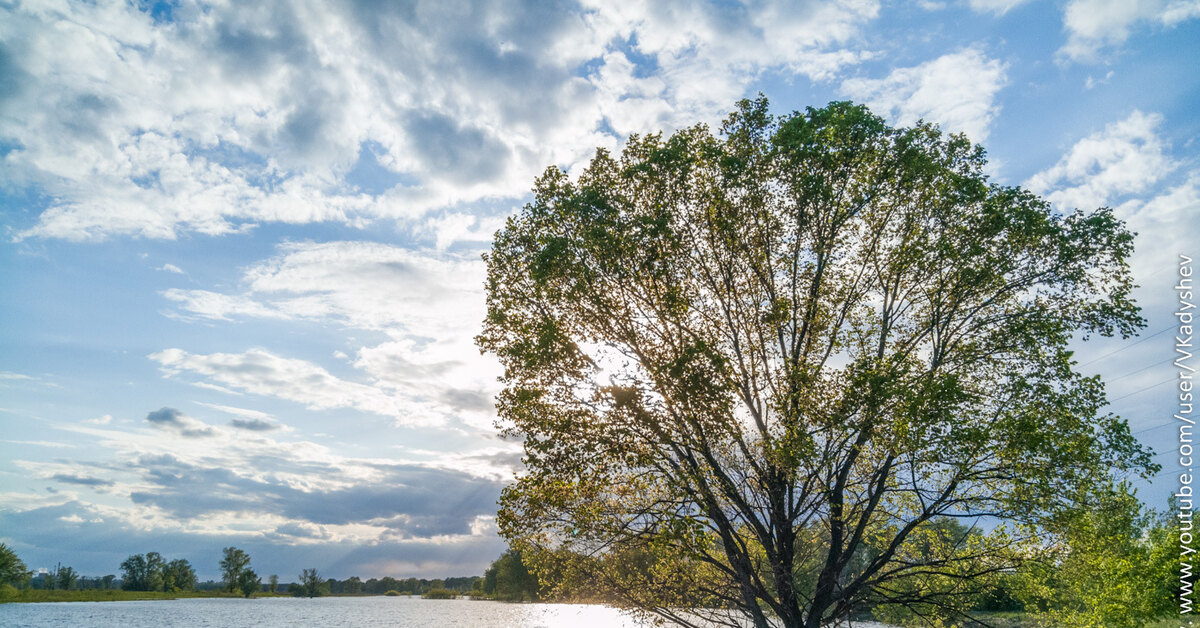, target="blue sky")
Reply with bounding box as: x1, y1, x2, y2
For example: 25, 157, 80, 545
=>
1, 0, 1198, 581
